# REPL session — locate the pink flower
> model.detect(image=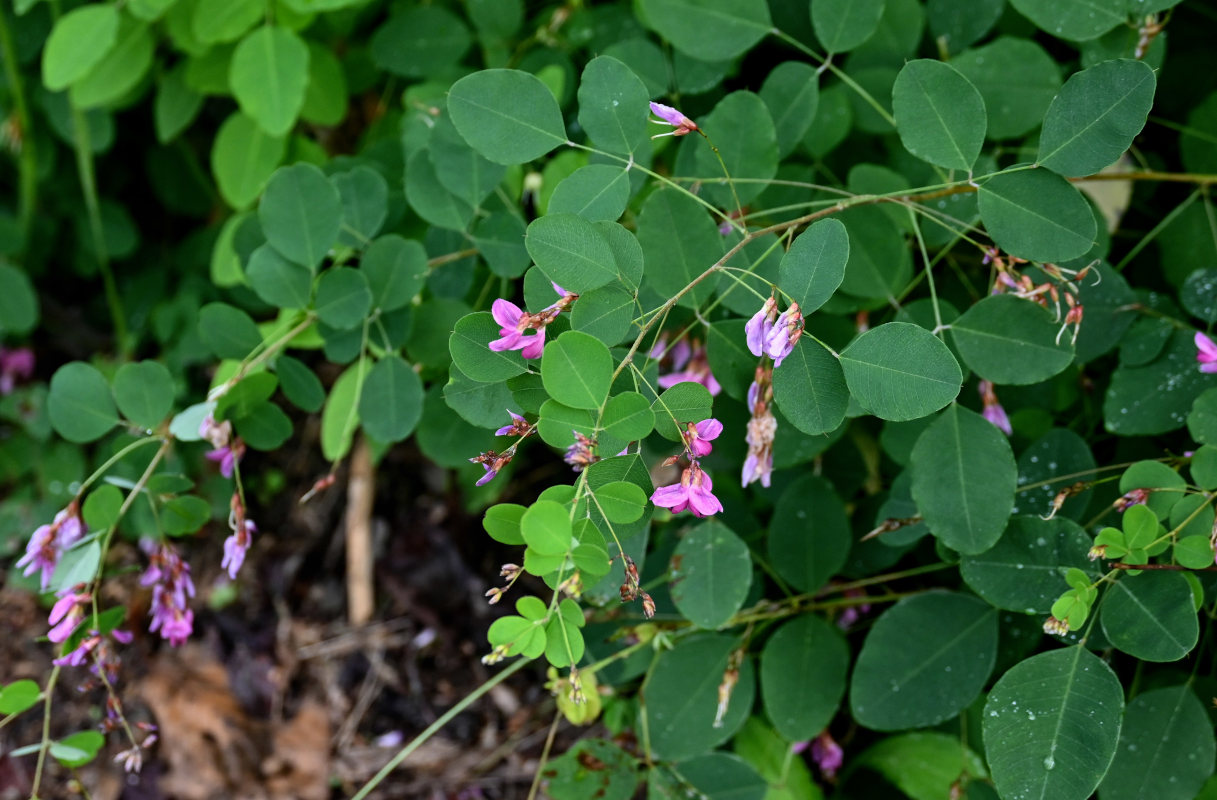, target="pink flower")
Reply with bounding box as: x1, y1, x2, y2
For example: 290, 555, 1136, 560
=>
206, 444, 243, 479
141, 542, 195, 647
682, 418, 722, 457
1196, 331, 1217, 373
978, 380, 1012, 436
811, 730, 843, 778
651, 462, 723, 517
743, 373, 776, 488
649, 102, 699, 138
489, 299, 546, 359
765, 303, 804, 367
221, 520, 256, 580
47, 589, 90, 643
656, 339, 721, 396
16, 507, 84, 591
746, 298, 778, 358
0, 346, 34, 395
